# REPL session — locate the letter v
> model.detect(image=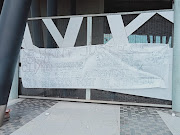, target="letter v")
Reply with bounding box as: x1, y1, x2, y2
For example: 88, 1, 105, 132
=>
43, 17, 83, 48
